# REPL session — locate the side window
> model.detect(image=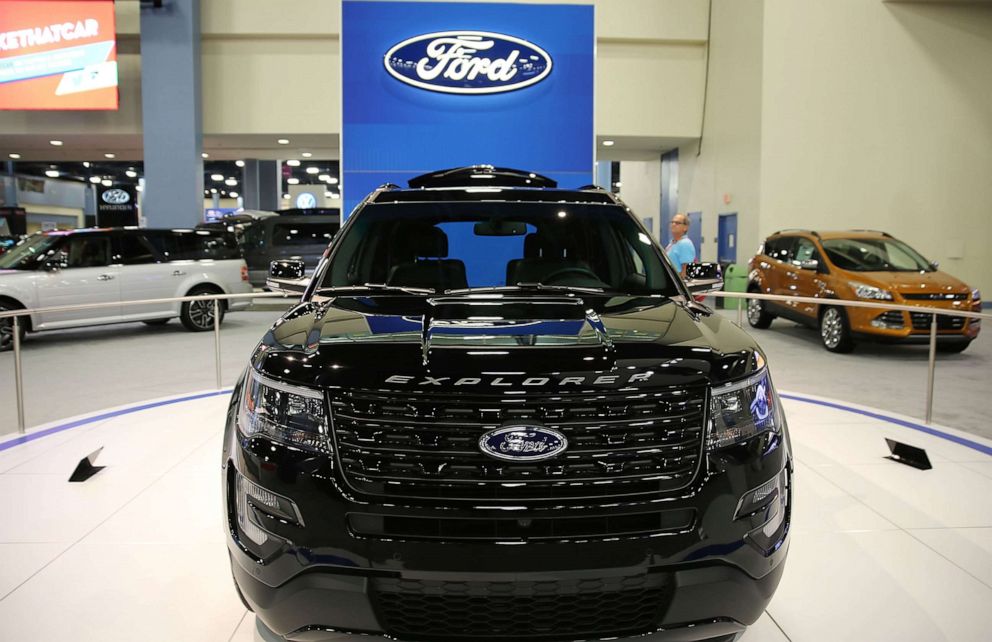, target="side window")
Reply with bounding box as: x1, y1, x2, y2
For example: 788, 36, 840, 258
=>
115, 234, 159, 265
64, 235, 111, 268
793, 238, 818, 264
142, 232, 179, 261
766, 237, 796, 262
